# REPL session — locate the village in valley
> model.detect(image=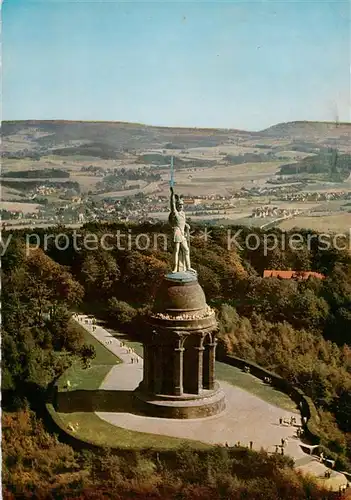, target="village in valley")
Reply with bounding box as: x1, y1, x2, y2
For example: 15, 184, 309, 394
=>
1, 120, 350, 234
